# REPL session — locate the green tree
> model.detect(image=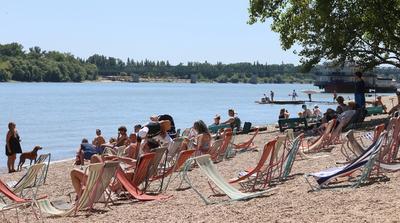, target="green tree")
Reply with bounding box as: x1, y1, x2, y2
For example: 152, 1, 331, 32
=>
248, 0, 400, 70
